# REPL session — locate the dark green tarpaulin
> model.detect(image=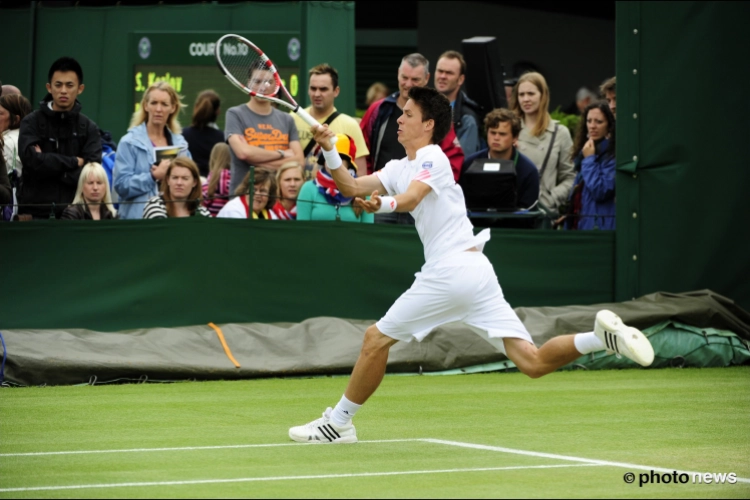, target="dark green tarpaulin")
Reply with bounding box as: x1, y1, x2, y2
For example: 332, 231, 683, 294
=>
0, 219, 614, 332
